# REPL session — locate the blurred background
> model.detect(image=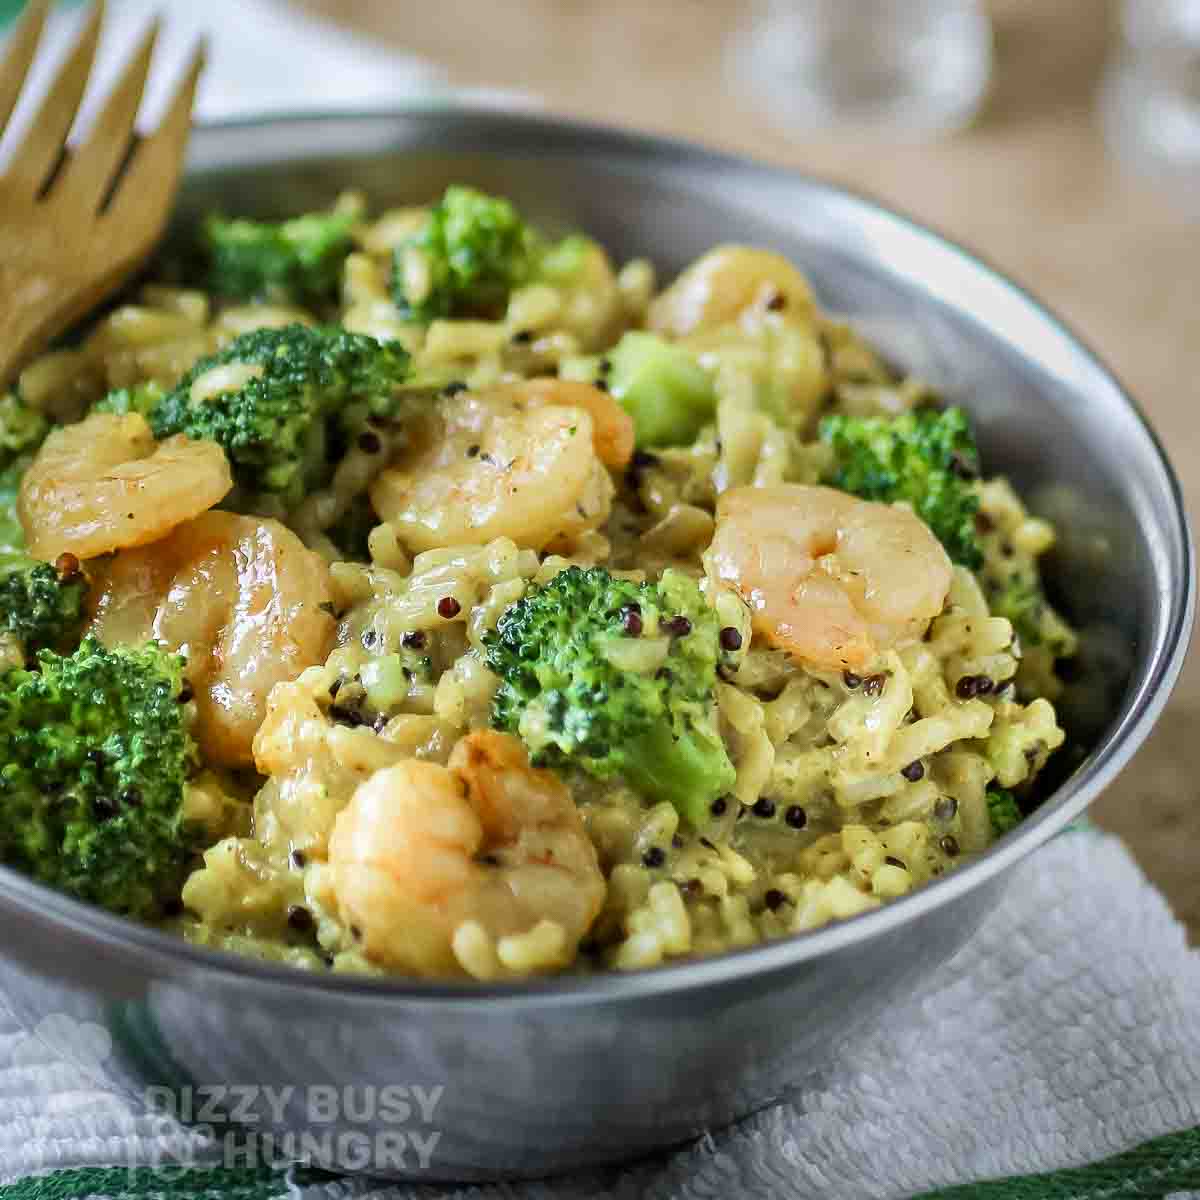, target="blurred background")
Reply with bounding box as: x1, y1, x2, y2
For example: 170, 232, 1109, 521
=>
4, 0, 1198, 935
